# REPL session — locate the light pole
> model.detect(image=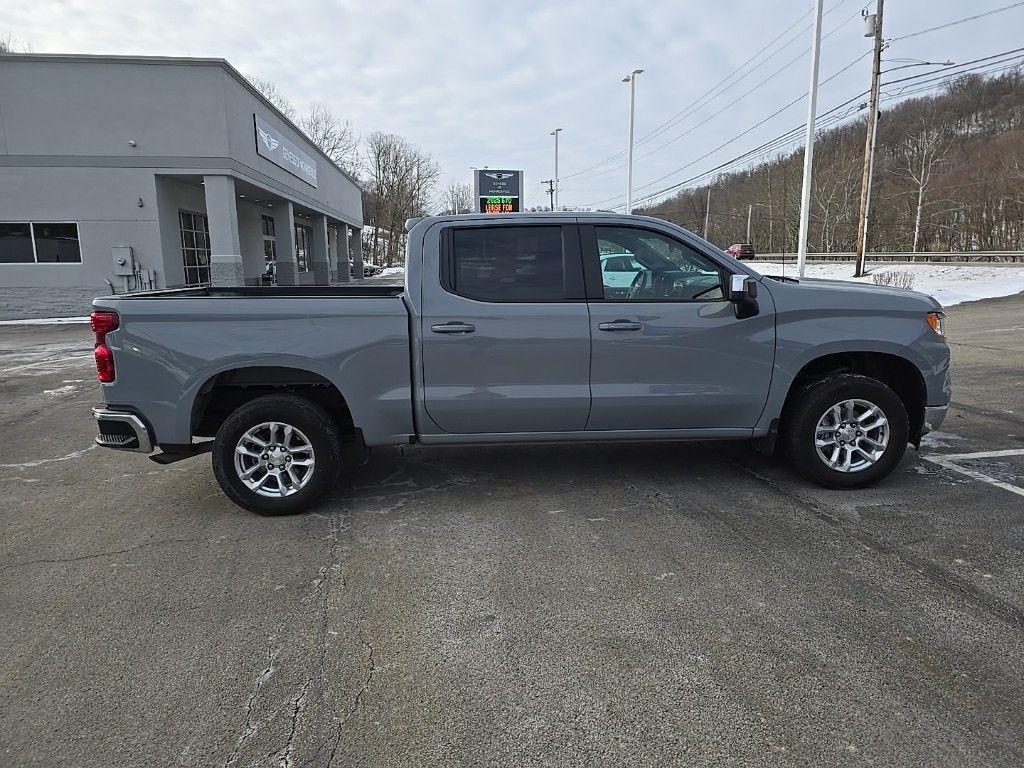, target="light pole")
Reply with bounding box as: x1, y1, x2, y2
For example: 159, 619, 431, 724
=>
796, 0, 825, 278
550, 128, 563, 210
622, 68, 644, 214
